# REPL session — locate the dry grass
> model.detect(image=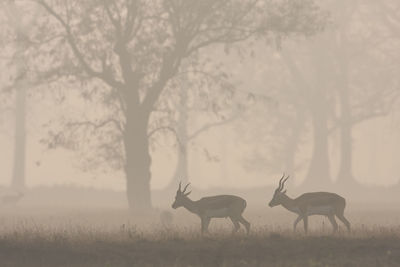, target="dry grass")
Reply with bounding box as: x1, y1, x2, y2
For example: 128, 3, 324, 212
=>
0, 208, 399, 266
